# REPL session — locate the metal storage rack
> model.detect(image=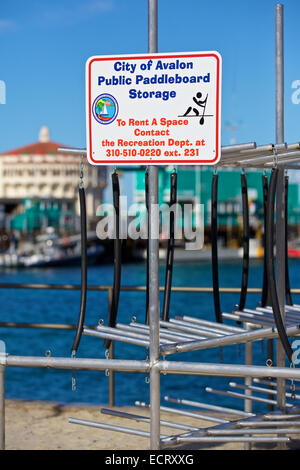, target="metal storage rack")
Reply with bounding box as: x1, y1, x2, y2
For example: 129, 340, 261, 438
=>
1, 0, 300, 452
62, 1, 300, 450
